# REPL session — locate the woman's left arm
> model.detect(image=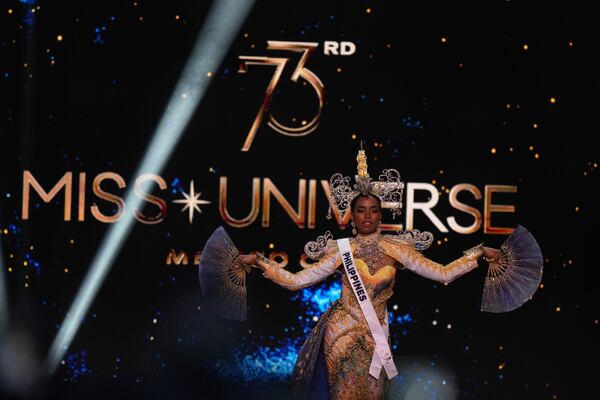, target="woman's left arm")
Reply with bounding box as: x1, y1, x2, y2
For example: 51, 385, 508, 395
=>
379, 238, 486, 285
